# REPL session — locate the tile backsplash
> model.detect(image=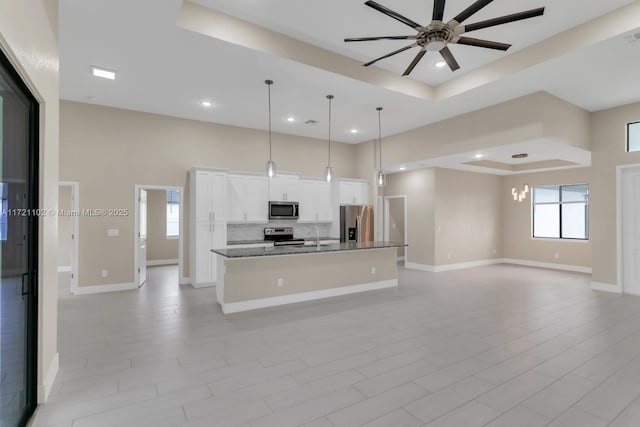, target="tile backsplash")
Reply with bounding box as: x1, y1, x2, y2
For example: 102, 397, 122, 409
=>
227, 221, 334, 241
